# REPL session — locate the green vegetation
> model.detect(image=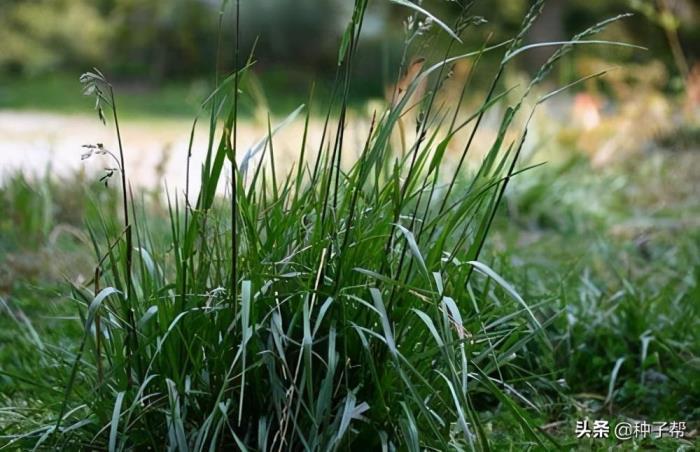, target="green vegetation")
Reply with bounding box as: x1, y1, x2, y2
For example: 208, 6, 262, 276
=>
1, 0, 698, 450
0, 74, 202, 118
3, 152, 698, 449
499, 154, 700, 423
2, 0, 698, 110
0, 71, 340, 119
